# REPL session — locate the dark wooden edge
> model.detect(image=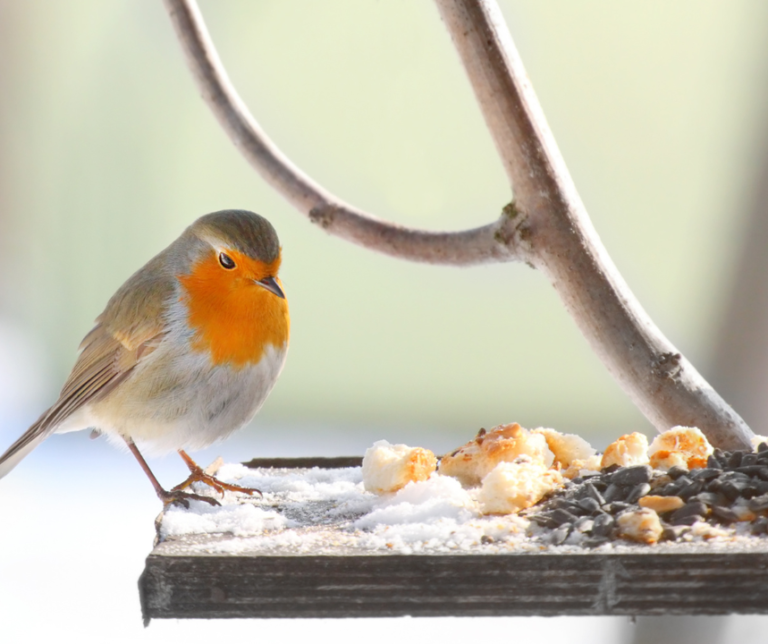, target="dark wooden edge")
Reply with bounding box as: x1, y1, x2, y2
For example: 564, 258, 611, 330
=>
139, 551, 768, 622
241, 456, 363, 469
